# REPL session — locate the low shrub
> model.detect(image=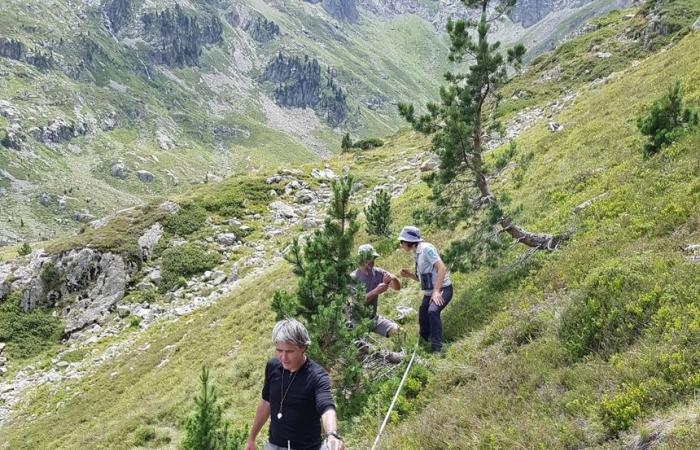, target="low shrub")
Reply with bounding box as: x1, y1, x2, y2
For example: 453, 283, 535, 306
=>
558, 258, 661, 360
160, 244, 220, 291
354, 137, 384, 150
163, 204, 207, 236
0, 291, 63, 360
